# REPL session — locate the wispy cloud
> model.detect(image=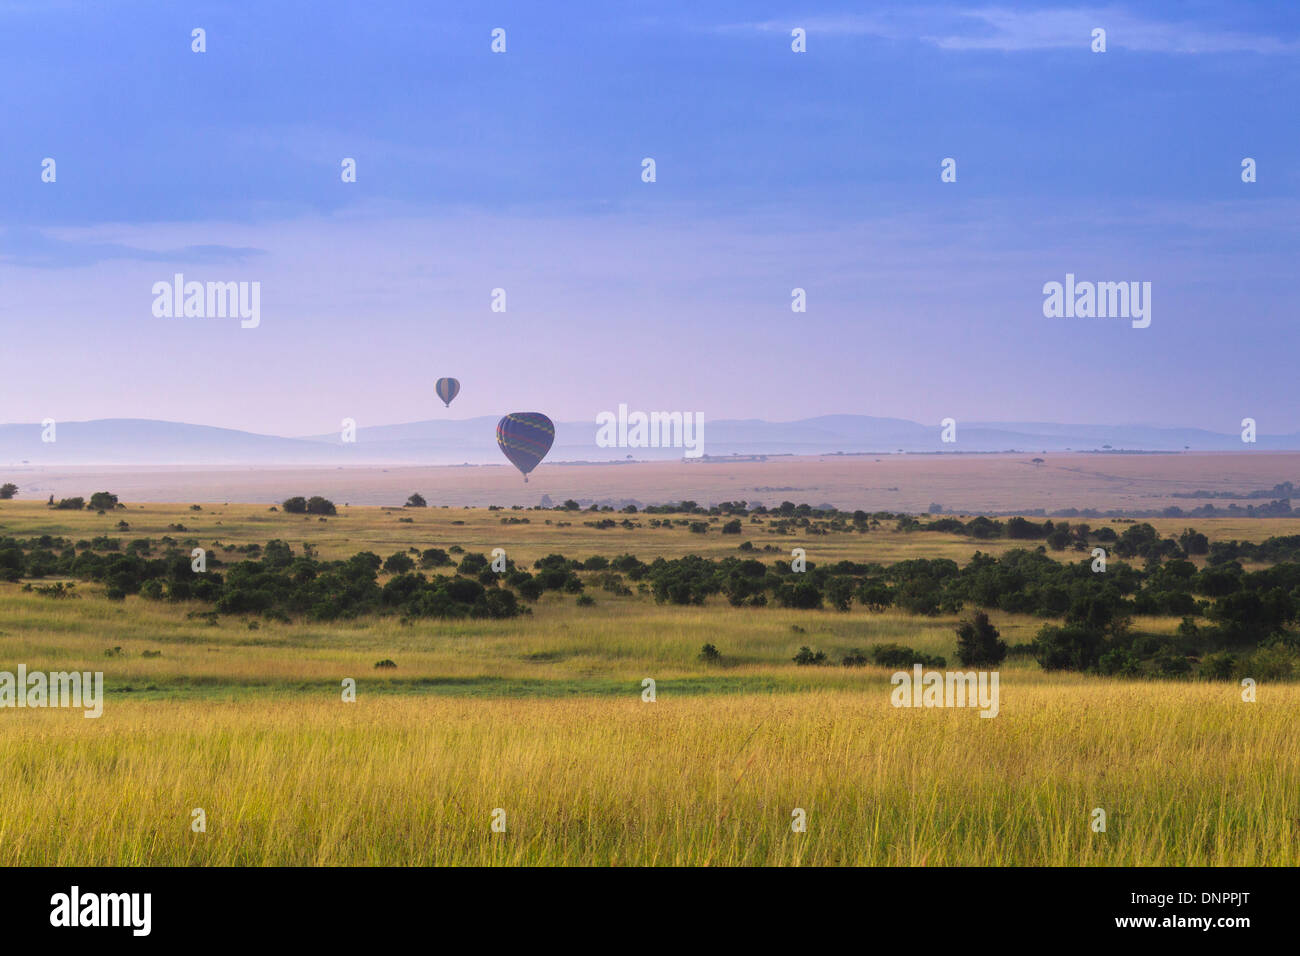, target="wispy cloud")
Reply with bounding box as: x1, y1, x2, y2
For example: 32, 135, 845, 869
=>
934, 7, 1300, 53
0, 227, 266, 269
719, 6, 1300, 54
